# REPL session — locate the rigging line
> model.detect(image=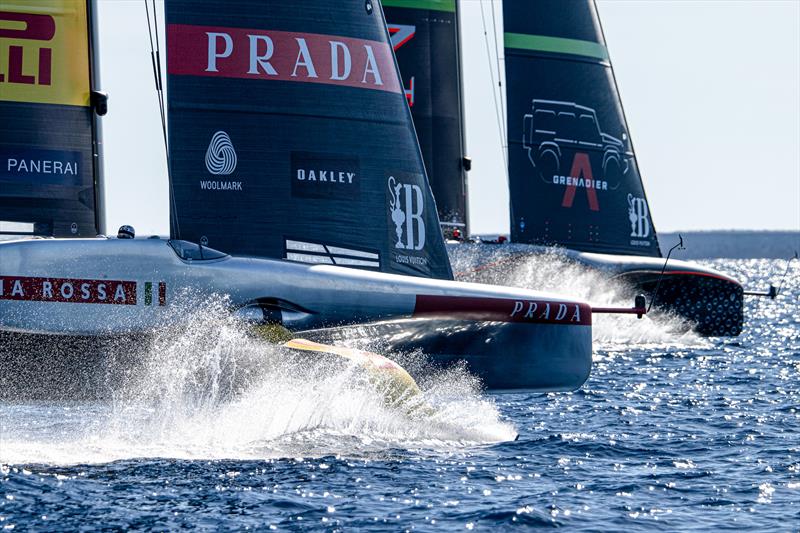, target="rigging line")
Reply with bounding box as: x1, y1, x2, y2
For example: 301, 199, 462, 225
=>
750, 250, 799, 314
775, 251, 798, 297
150, 1, 168, 165
152, 1, 164, 94
478, 0, 508, 171
149, 0, 175, 236
145, 0, 180, 239
483, 0, 507, 151
648, 235, 684, 313
488, 0, 506, 130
